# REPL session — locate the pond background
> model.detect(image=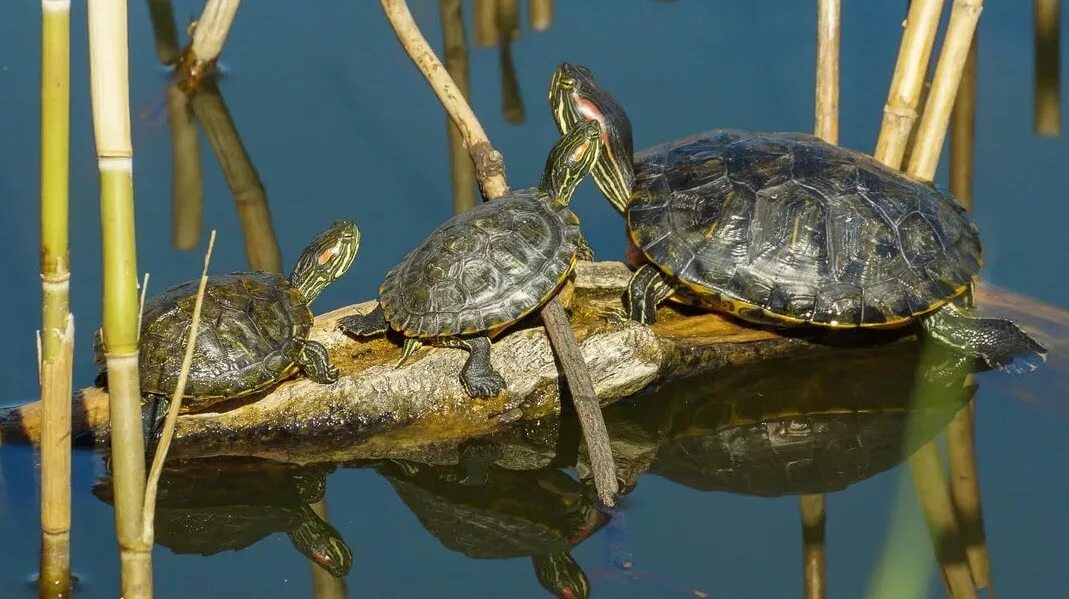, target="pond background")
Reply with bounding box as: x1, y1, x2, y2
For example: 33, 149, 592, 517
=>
1, 1, 1067, 597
